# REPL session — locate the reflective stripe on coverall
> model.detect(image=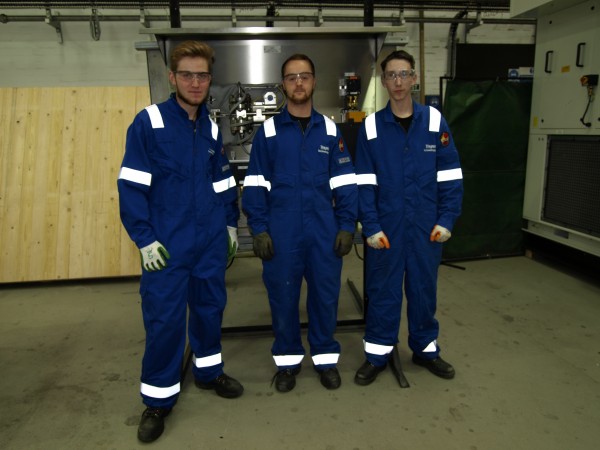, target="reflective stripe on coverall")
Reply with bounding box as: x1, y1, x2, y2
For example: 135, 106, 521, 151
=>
118, 94, 239, 408
355, 102, 463, 366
